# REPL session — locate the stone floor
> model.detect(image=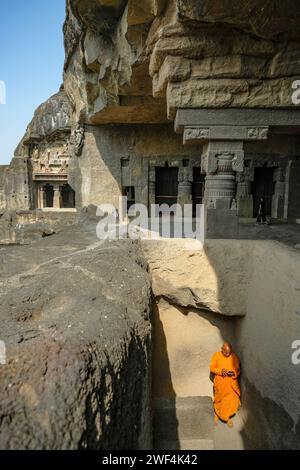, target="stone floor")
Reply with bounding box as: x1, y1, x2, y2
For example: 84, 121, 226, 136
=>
213, 411, 245, 450
236, 222, 300, 248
